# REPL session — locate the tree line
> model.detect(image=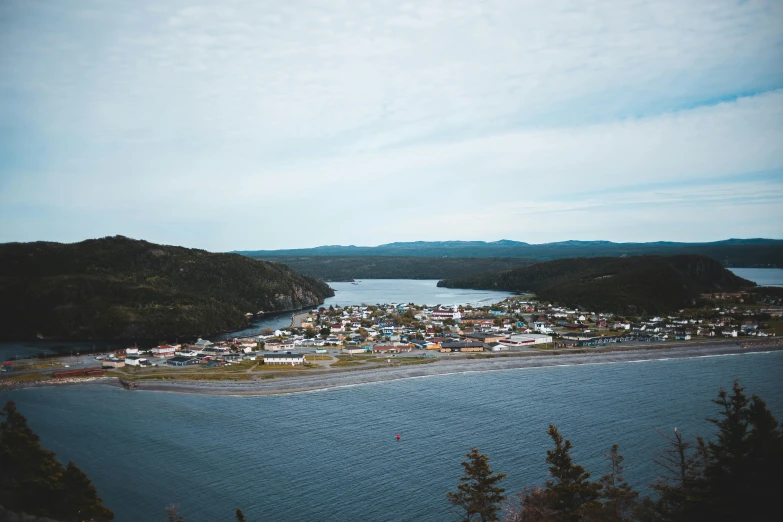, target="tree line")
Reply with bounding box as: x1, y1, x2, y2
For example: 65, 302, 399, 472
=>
447, 380, 781, 521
